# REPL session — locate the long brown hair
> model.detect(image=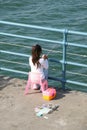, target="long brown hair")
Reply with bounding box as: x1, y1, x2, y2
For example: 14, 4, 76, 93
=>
31, 44, 42, 68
